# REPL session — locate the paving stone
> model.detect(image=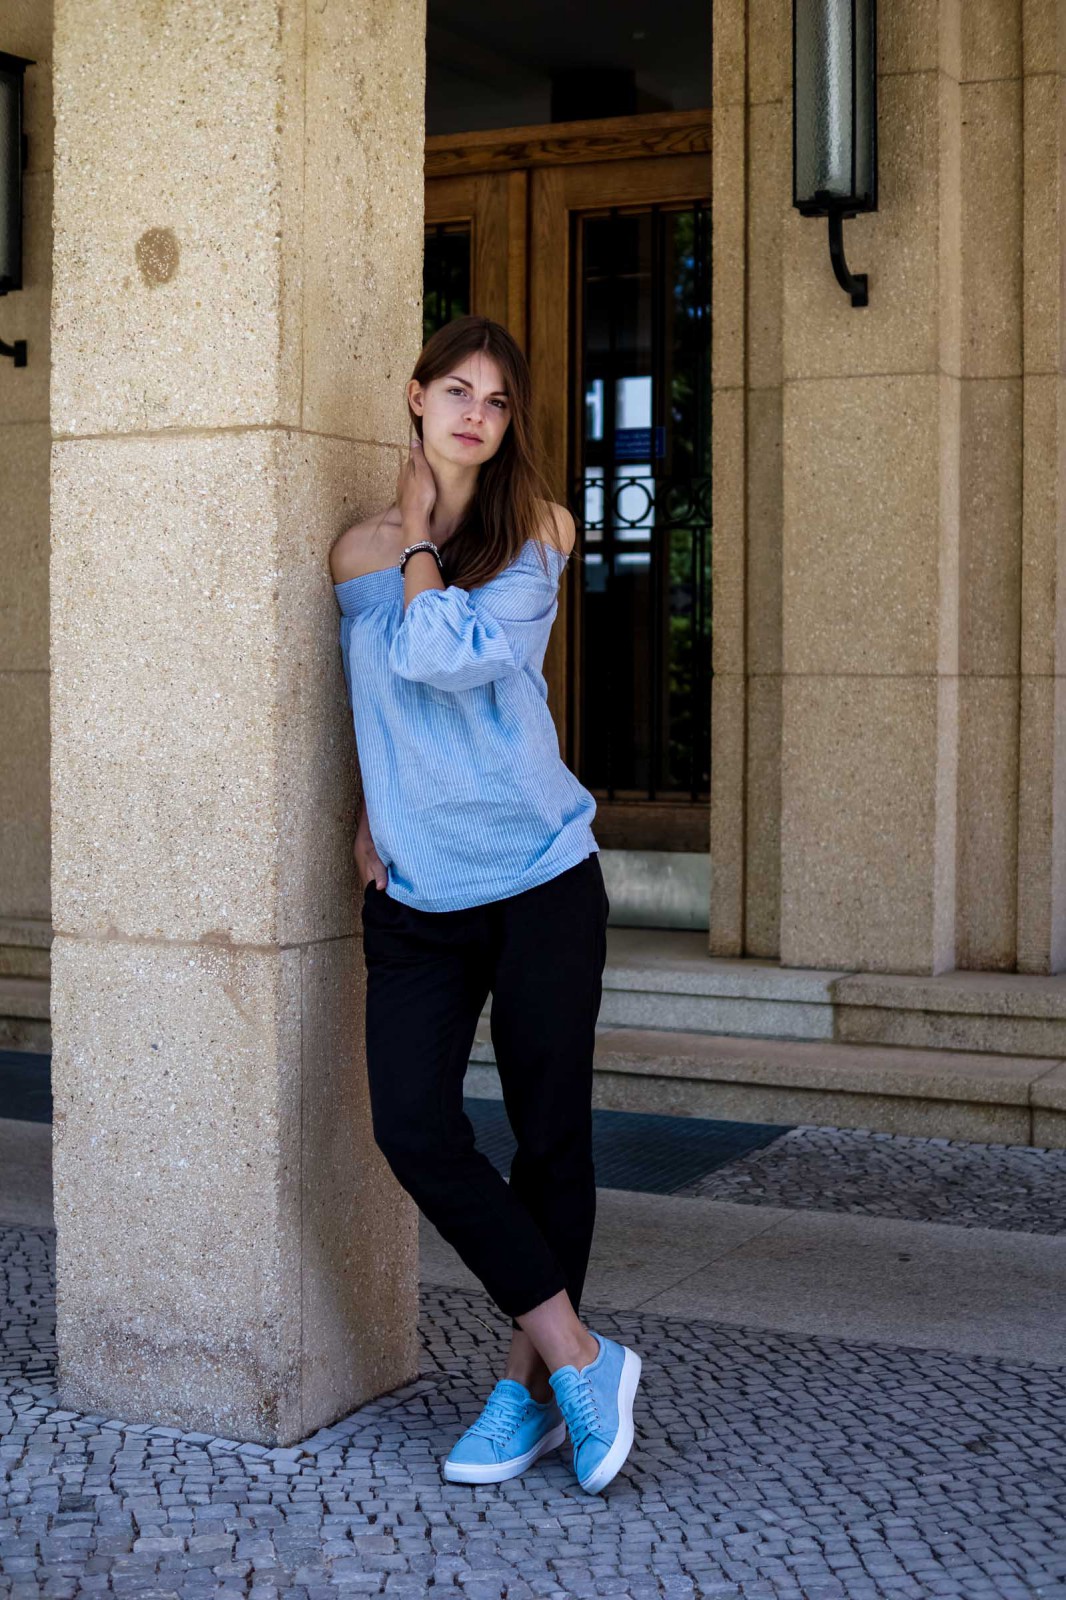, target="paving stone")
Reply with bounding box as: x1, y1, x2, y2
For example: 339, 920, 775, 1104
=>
1, 1222, 1064, 1600
678, 1121, 1066, 1234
